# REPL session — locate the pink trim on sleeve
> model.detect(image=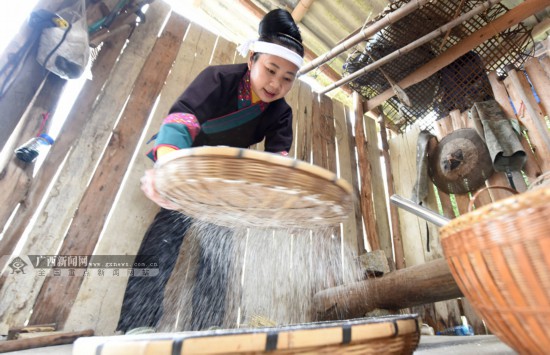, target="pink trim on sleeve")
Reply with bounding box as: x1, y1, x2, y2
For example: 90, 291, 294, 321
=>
163, 113, 201, 140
